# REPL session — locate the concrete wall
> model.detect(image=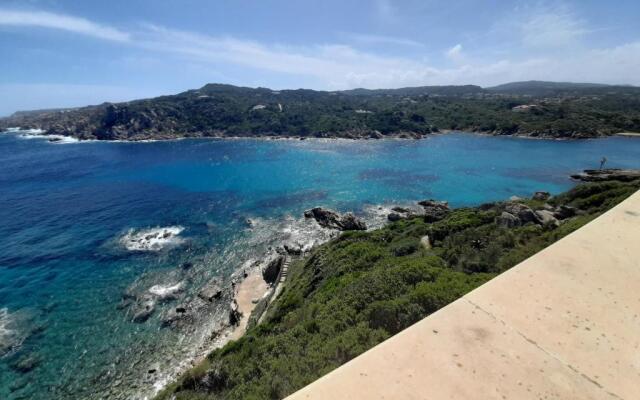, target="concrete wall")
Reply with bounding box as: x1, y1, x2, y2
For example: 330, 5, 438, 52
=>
288, 191, 640, 400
